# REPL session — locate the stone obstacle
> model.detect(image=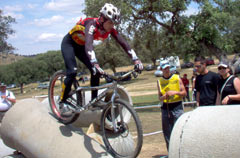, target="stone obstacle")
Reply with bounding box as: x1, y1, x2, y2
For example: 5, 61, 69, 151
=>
0, 99, 113, 158
0, 85, 133, 158
169, 105, 240, 158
